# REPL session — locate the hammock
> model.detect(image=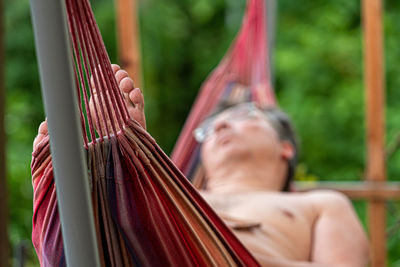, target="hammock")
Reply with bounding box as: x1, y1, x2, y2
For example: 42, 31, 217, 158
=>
171, 0, 276, 187
31, 0, 259, 266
